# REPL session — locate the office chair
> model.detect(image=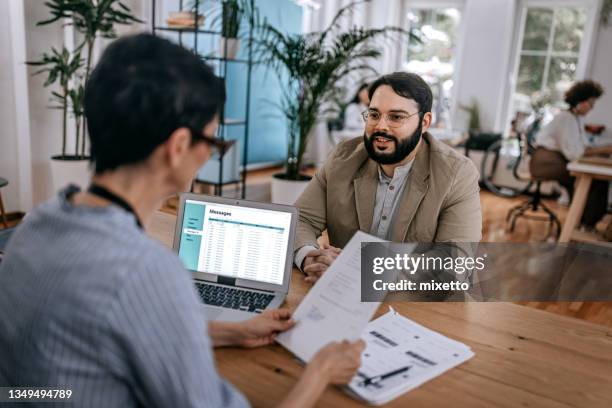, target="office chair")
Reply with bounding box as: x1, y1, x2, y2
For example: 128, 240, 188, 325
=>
505, 119, 562, 239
